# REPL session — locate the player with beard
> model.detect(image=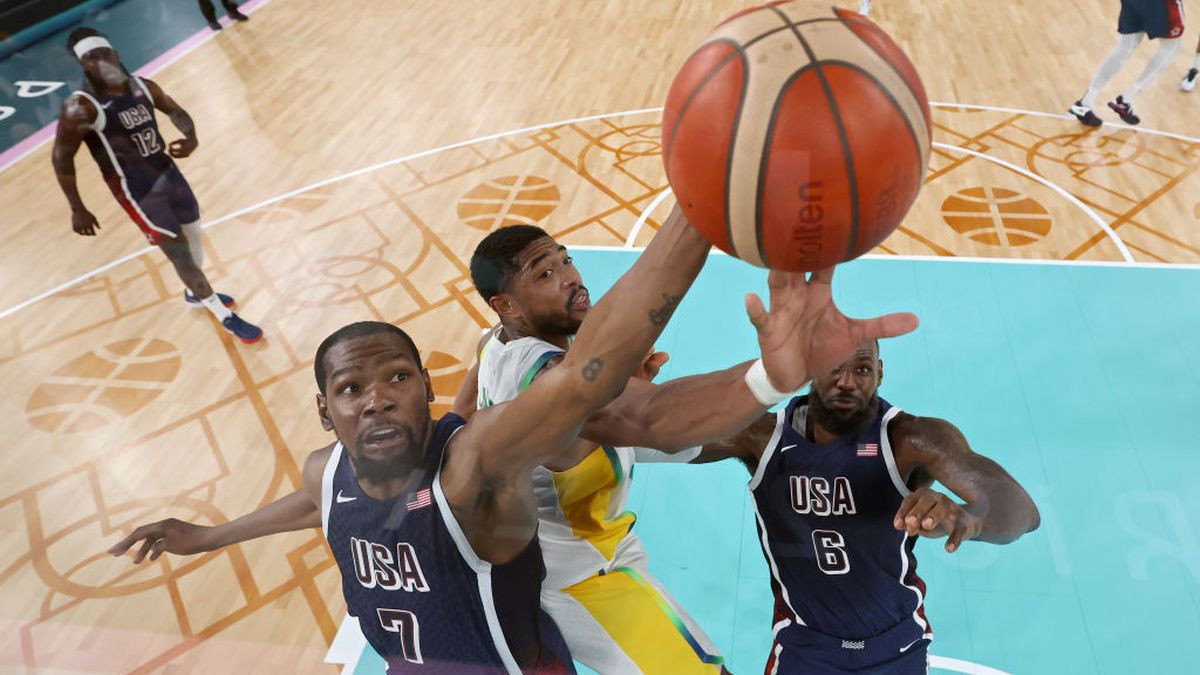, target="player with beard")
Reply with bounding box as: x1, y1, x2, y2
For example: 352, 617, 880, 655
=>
458, 225, 928, 673
699, 340, 1040, 673
109, 208, 919, 672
